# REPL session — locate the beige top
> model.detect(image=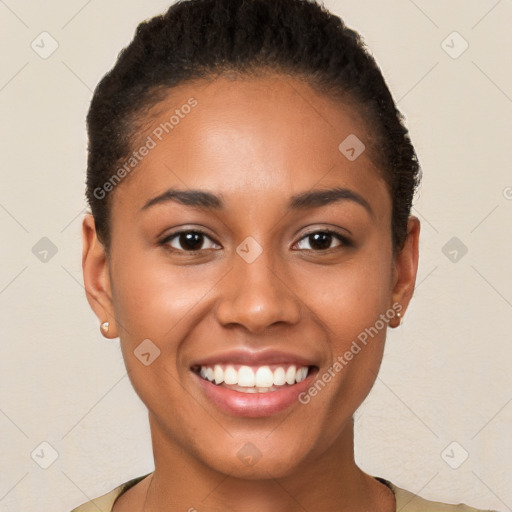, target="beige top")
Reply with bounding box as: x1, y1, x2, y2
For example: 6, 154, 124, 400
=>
70, 474, 497, 512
